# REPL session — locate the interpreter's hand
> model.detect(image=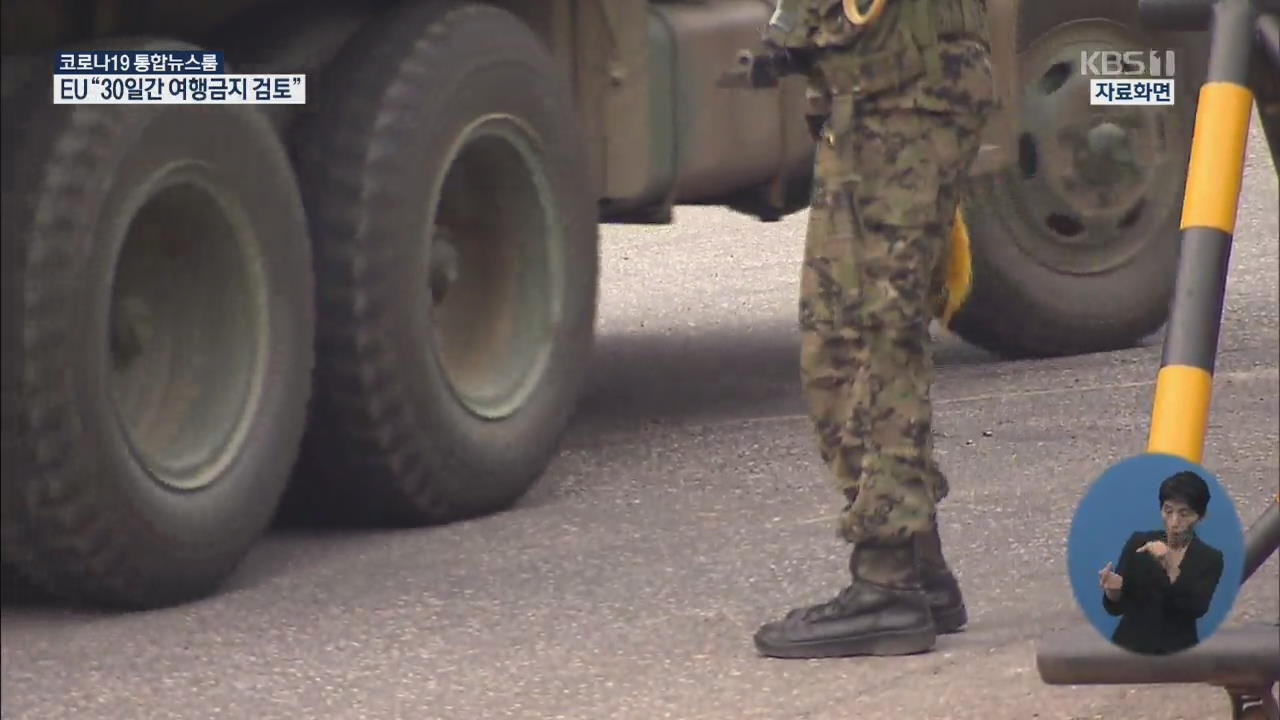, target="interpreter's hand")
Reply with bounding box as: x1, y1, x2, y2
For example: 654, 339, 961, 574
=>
1139, 540, 1171, 566
1099, 562, 1123, 599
